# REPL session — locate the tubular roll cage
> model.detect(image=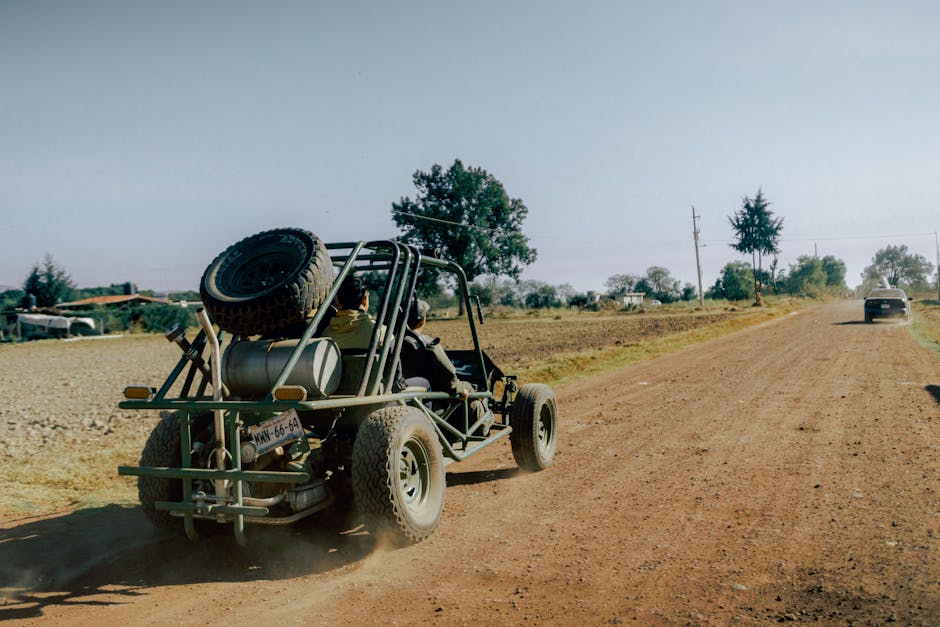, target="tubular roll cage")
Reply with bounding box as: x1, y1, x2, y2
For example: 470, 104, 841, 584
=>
118, 240, 516, 544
